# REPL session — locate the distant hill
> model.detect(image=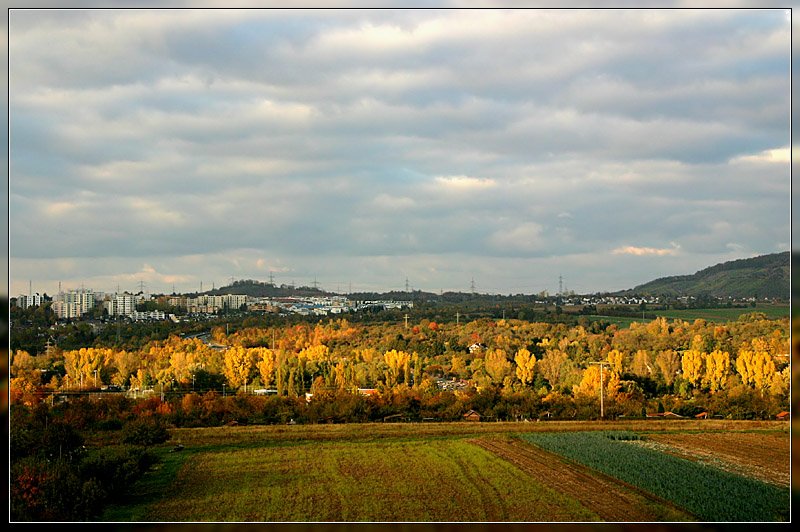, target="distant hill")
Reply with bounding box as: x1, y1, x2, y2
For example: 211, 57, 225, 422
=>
206, 279, 330, 298
619, 252, 789, 299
